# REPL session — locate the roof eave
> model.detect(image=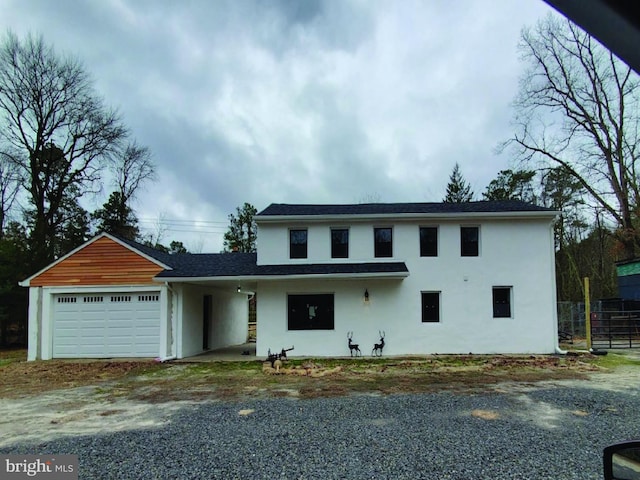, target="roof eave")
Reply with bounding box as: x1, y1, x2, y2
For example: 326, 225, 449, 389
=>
255, 210, 560, 224
154, 271, 409, 282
